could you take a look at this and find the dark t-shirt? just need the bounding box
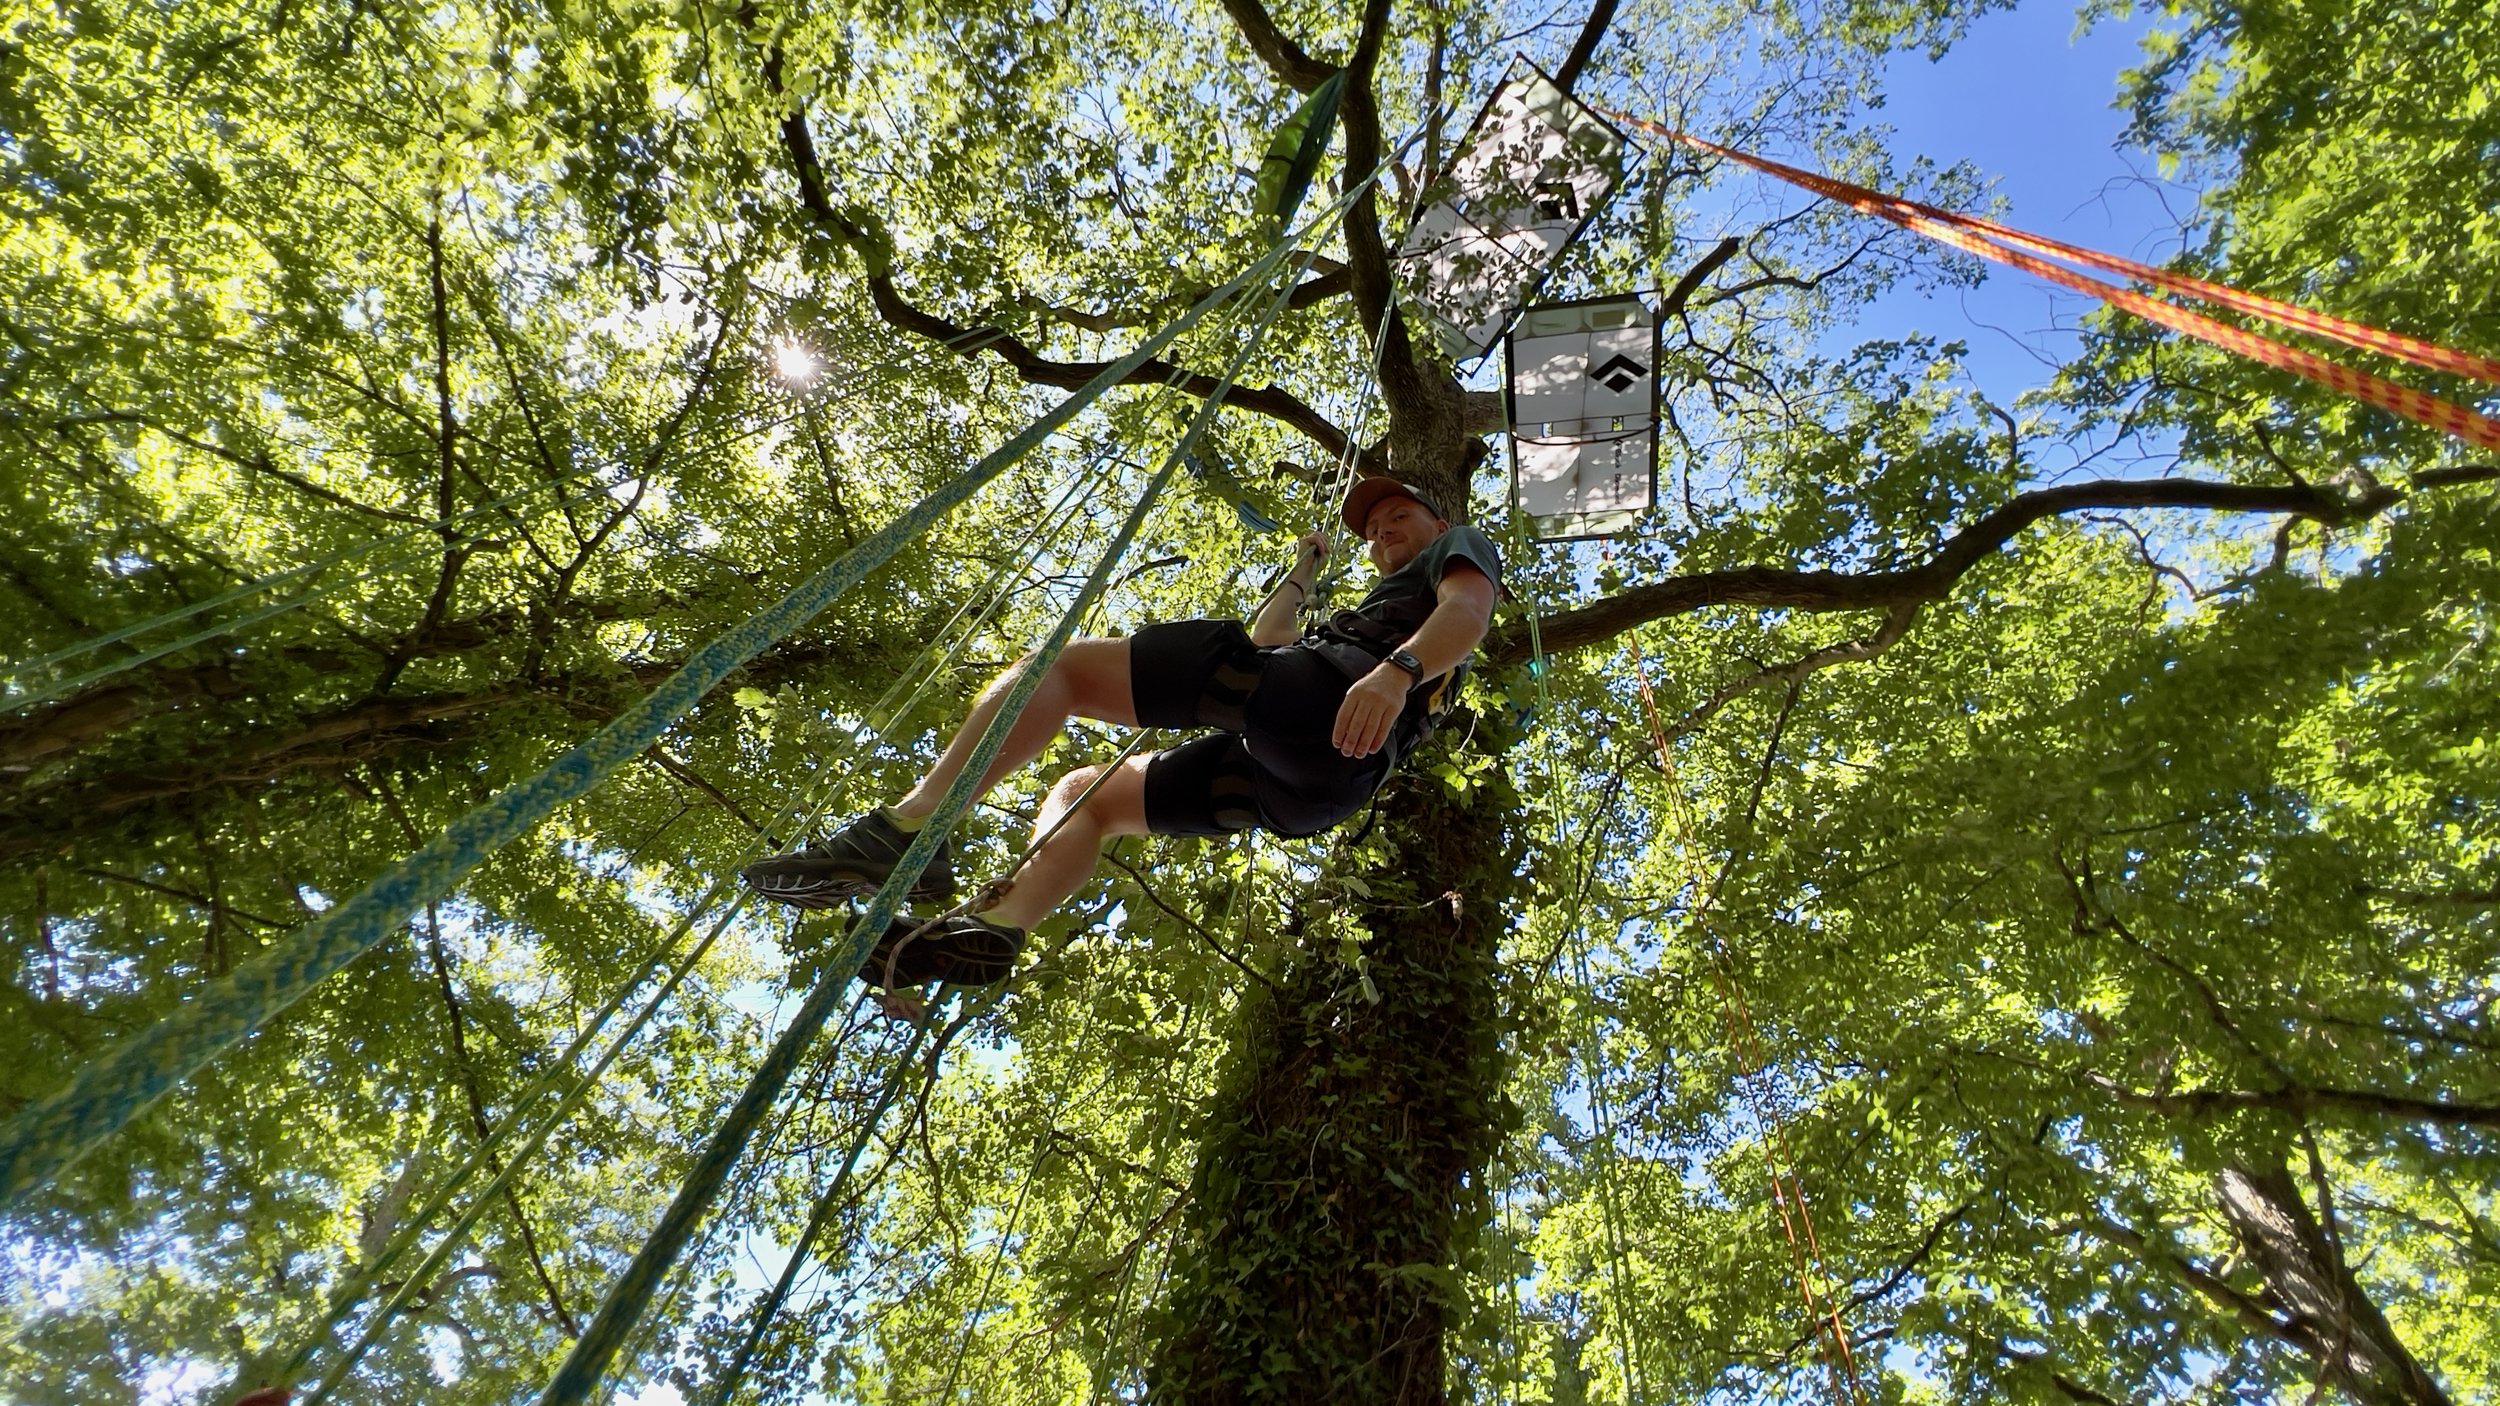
[1279,522,1502,765]
[1320,522,1504,657]
[1300,520,1510,700]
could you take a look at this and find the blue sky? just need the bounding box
[1854,0,2203,414]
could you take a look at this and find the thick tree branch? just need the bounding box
[2055,847,2279,1073]
[2216,1159,2457,1406]
[2408,463,2500,490]
[2088,1213,2291,1340]
[5,685,532,843]
[462,278,587,548]
[2083,1073,2500,1132]
[76,867,290,930]
[1493,475,2403,665]
[1664,235,1744,317]
[0,623,891,855]
[1009,264,1351,334]
[0,590,706,777]
[767,61,1372,472]
[1785,1198,1972,1359]
[1997,1345,2124,1406]
[1553,0,1621,94]
[1211,0,1335,91]
[2361,884,2500,907]
[1329,0,1431,451]
[1213,0,1441,483]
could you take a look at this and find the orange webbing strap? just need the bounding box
[1673,131,2500,383]
[1624,632,1869,1406]
[1606,113,2500,452]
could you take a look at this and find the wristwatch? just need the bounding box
[1387,648,1426,683]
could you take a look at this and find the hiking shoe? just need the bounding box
[855,913,1026,989]
[740,810,958,910]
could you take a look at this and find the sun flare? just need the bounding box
[772,338,818,386]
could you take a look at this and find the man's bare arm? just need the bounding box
[1250,532,1329,646]
[1330,558,1496,757]
[1397,558,1497,677]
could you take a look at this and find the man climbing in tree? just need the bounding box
[741,472,1504,990]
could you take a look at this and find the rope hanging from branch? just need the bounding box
[1622,632,1871,1404]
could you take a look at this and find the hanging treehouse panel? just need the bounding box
[1507,292,1659,540]
[1393,60,1633,366]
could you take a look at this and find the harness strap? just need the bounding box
[1295,628,1464,769]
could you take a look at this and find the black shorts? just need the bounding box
[1130,619,1391,838]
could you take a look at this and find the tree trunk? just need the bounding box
[1150,737,1525,1403]
[2214,1160,2453,1406]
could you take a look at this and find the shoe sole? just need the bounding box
[740,862,956,909]
[858,925,1020,988]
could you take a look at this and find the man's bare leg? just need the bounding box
[890,638,1138,826]
[983,757,1154,930]
[743,637,1145,934]
[865,757,1148,1020]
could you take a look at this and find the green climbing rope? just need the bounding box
[294,892,751,1405]
[538,436,1193,1405]
[535,211,1332,1402]
[701,433,1229,1405]
[0,229,1295,1214]
[1513,525,1650,1402]
[699,1010,941,1405]
[286,442,1132,1404]
[269,450,1122,1401]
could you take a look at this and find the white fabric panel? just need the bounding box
[1507,294,1657,539]
[1514,437,1583,520]
[1393,66,1627,364]
[1515,431,1654,527]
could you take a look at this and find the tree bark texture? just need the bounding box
[2214,1160,2455,1406]
[1149,739,1525,1403]
[0,621,900,859]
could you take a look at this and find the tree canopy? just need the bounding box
[3,0,2494,1403]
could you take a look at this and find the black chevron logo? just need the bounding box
[1533,181,1580,221]
[1590,353,1648,394]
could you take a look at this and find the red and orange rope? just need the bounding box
[1626,631,1871,1405]
[1605,112,2500,452]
